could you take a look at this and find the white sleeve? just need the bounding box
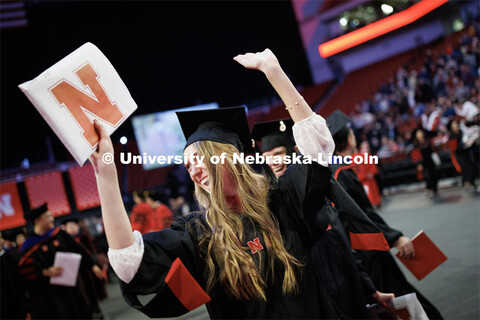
[107,230,144,284]
[293,113,335,167]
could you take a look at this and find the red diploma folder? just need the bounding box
[396,230,447,280]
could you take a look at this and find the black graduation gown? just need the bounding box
[333,165,444,319]
[451,131,477,186]
[1,249,30,319]
[416,142,439,194]
[18,228,95,319]
[120,162,340,319]
[310,202,376,319]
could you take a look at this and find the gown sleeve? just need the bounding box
[269,113,335,247]
[108,230,144,284]
[60,230,95,268]
[293,113,335,167]
[336,170,403,246]
[351,249,377,297]
[275,160,333,248]
[115,215,211,318]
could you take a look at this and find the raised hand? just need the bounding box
[89,120,115,175]
[234,48,314,123]
[233,49,280,73]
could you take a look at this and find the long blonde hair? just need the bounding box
[192,140,302,300]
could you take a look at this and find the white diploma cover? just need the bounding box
[18,42,137,166]
[49,251,82,287]
[392,293,429,320]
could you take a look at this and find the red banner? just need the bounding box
[0,181,26,230]
[68,164,100,211]
[24,171,71,217]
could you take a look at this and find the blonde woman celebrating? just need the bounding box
[90,49,340,318]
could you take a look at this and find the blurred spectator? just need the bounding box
[145,190,174,232]
[18,204,103,318]
[1,233,30,319]
[129,190,154,234]
[63,218,107,319]
[168,195,191,218]
[456,99,479,122]
[1,229,20,256]
[377,137,399,159]
[16,230,27,249]
[421,103,442,135]
[353,141,382,207]
[447,119,478,191]
[413,129,439,197]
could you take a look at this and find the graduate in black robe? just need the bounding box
[326,110,444,319]
[89,49,343,319]
[1,233,30,319]
[18,204,104,319]
[447,119,478,190]
[252,119,395,319]
[413,128,439,197]
[121,160,338,319]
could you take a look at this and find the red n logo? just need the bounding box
[247,237,264,254]
[49,63,125,147]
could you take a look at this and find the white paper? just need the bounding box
[18,42,137,166]
[392,293,429,320]
[50,251,82,287]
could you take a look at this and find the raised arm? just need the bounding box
[234,49,334,161]
[234,49,313,123]
[89,121,134,249]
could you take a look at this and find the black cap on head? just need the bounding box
[326,110,351,137]
[1,229,17,241]
[252,119,295,152]
[61,216,79,225]
[26,203,48,222]
[145,190,161,202]
[176,106,254,153]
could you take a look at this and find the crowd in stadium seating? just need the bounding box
[348,28,479,161]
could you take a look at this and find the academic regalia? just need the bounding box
[449,131,477,187]
[310,203,374,319]
[18,227,95,319]
[350,152,382,206]
[251,119,295,153]
[63,216,108,316]
[412,140,439,194]
[121,161,339,319]
[120,107,339,319]
[1,249,30,319]
[327,111,443,319]
[331,164,444,319]
[253,118,389,319]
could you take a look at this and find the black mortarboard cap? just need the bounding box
[326,110,351,137]
[1,229,17,241]
[26,203,48,221]
[61,216,79,225]
[251,119,295,152]
[176,106,254,153]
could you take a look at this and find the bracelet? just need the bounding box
[285,96,304,110]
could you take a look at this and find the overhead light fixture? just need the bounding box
[340,17,348,26]
[318,0,449,58]
[381,4,394,15]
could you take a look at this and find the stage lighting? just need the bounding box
[381,4,394,15]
